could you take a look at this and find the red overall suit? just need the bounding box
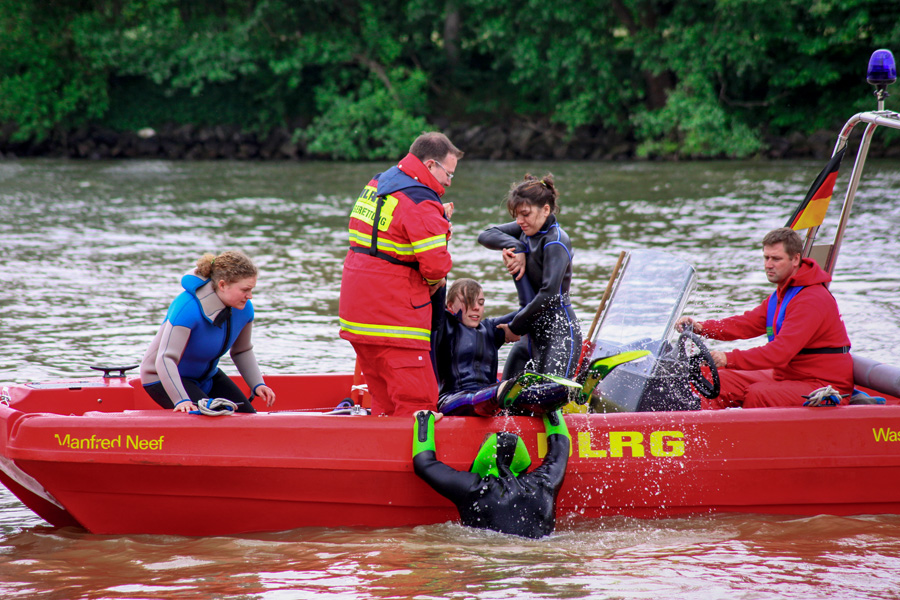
[338,153,452,416]
[699,258,853,409]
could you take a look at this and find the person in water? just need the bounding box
[140,250,276,413]
[412,409,570,539]
[339,131,462,417]
[477,174,581,379]
[433,277,578,416]
[676,227,853,408]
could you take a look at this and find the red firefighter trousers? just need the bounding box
[351,342,439,417]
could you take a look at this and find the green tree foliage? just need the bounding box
[0,0,898,158]
[0,1,109,141]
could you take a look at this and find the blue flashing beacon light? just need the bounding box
[867,49,896,109]
[867,49,897,86]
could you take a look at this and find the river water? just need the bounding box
[1,157,900,598]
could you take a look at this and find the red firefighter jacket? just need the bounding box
[339,153,452,349]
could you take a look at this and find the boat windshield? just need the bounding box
[587,250,697,412]
[590,249,696,356]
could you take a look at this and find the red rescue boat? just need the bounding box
[1,369,900,536]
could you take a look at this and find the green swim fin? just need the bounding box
[499,371,584,409]
[579,350,651,404]
[537,373,583,390]
[498,372,539,408]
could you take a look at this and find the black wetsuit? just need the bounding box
[412,411,570,539]
[432,302,517,415]
[478,214,581,378]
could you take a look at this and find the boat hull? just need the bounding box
[2,373,900,535]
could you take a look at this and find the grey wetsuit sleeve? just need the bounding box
[155,322,193,403]
[230,322,265,391]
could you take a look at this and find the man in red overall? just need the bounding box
[676,227,853,409]
[339,132,463,416]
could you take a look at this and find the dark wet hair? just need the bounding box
[195,250,257,285]
[409,132,464,162]
[762,227,803,257]
[447,278,483,310]
[505,173,559,219]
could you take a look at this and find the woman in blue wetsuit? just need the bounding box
[477,173,581,379]
[140,250,276,413]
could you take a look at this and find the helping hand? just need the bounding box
[429,278,447,296]
[710,350,727,369]
[497,323,520,343]
[413,410,443,421]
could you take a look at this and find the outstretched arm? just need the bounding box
[532,410,571,489]
[412,412,480,505]
[508,240,570,335]
[154,322,196,412]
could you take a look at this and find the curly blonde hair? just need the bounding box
[195,250,257,284]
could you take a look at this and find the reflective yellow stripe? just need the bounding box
[349,228,416,256]
[411,234,447,254]
[340,318,431,342]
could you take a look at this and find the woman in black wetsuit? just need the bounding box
[477,173,581,379]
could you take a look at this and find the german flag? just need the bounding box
[785,148,845,230]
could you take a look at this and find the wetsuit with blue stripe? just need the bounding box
[478,214,581,379]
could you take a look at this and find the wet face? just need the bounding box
[426,153,457,188]
[448,290,485,328]
[763,243,800,284]
[217,275,257,309]
[515,202,552,237]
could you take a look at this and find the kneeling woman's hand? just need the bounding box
[174,399,197,413]
[256,385,277,407]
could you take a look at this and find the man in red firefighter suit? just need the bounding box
[339,132,463,417]
[676,227,853,409]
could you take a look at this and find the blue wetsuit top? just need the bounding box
[166,273,254,390]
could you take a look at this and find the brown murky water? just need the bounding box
[2,157,900,599]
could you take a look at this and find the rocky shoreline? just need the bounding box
[0,118,896,161]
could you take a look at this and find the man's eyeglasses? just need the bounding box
[432,159,454,180]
